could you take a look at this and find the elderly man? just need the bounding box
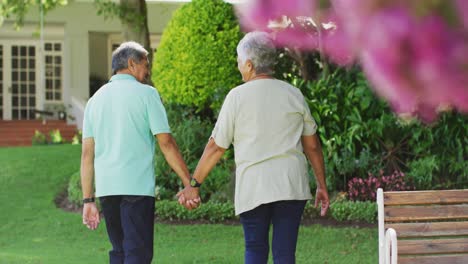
[178,32,330,264]
[80,41,199,264]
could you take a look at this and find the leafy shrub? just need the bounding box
[407,156,439,190]
[329,200,377,223]
[155,104,234,201]
[49,129,64,144]
[348,171,414,202]
[153,0,242,114]
[67,171,82,206]
[72,130,82,145]
[32,130,47,145]
[155,200,236,222]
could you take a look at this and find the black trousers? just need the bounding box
[99,195,155,264]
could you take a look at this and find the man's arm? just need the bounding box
[80,138,100,230]
[156,133,192,187]
[302,134,330,216]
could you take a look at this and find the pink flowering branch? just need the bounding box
[235,0,468,122]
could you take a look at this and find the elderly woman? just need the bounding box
[178,31,329,264]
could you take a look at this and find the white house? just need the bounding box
[0,0,186,129]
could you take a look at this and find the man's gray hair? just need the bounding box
[237,31,276,75]
[111,41,149,74]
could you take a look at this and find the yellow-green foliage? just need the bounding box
[153,0,242,112]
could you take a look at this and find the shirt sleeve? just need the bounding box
[302,98,317,136]
[211,91,236,149]
[82,99,94,139]
[147,89,171,135]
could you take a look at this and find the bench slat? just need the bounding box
[385,205,468,222]
[399,254,468,264]
[386,222,468,237]
[384,190,468,206]
[398,238,468,254]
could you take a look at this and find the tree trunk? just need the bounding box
[120,0,153,85]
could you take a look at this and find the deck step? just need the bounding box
[0,120,79,147]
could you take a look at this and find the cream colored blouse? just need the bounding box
[211,79,317,215]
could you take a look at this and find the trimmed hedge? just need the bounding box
[67,172,376,224]
[153,0,243,113]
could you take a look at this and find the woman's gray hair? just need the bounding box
[237,31,276,75]
[111,41,149,74]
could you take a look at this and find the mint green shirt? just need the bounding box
[82,74,170,197]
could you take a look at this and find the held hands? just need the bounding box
[315,187,330,217]
[177,186,201,210]
[82,203,100,230]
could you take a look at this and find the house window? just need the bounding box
[44,42,63,102]
[0,45,3,119]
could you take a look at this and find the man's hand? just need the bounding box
[177,186,201,210]
[82,203,100,230]
[315,187,330,217]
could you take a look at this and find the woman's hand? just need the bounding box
[177,186,201,210]
[315,187,330,216]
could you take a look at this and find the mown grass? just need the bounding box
[0,145,377,263]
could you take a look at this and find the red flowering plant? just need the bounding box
[347,170,414,202]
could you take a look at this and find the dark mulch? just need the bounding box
[55,189,376,228]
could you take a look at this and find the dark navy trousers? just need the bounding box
[99,195,155,264]
[240,200,307,264]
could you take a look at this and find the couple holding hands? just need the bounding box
[81,32,329,264]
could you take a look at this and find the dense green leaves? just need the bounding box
[0,0,67,28]
[153,0,243,114]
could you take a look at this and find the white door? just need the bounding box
[0,44,4,119]
[1,42,40,120]
[10,44,38,120]
[0,40,63,120]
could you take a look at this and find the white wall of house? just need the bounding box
[0,1,181,123]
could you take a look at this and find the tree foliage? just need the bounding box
[153,0,242,114]
[0,0,67,28]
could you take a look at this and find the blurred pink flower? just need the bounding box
[235,0,468,122]
[455,0,468,29]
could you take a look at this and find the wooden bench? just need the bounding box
[377,188,468,264]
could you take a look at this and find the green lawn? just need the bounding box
[0,145,378,263]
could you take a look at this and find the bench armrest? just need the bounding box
[385,228,398,264]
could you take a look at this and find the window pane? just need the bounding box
[46,92,53,100]
[12,46,18,56]
[21,84,27,93]
[29,47,35,56]
[55,93,61,100]
[21,97,27,106]
[45,43,52,51]
[54,43,61,51]
[12,96,18,106]
[55,56,61,64]
[12,59,18,68]
[55,66,61,77]
[29,97,35,106]
[55,79,61,88]
[20,46,26,56]
[29,72,35,81]
[29,59,35,69]
[20,72,27,81]
[29,84,35,93]
[12,71,18,81]
[20,59,26,68]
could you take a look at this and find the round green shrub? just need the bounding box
[67,171,82,206]
[153,0,243,113]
